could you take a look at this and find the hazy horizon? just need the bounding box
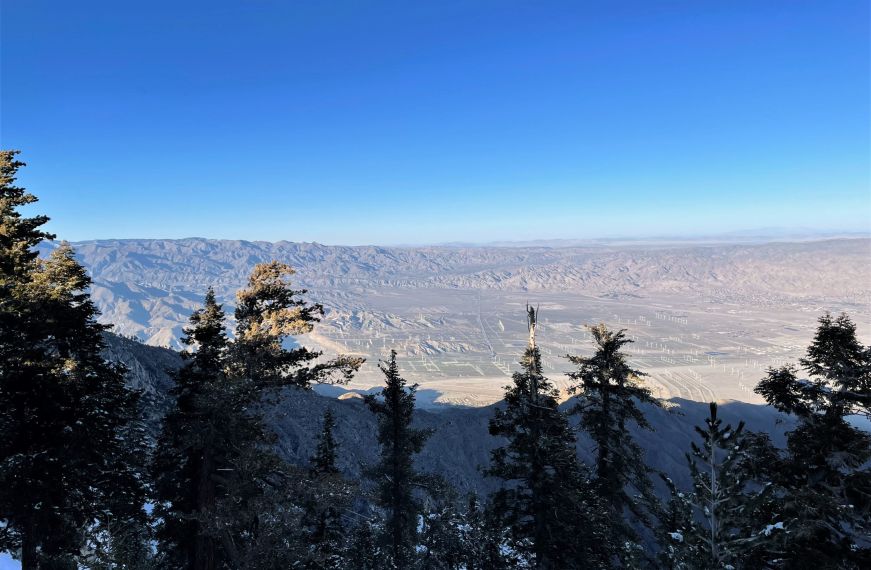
[39,227,871,250]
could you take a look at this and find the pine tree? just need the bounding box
[0,154,147,570]
[0,150,59,566]
[155,263,365,569]
[153,287,286,569]
[0,151,52,292]
[565,323,661,558]
[681,402,773,568]
[462,495,517,570]
[306,502,347,570]
[304,409,355,570]
[418,495,466,570]
[232,261,363,388]
[688,402,744,566]
[152,288,233,570]
[487,307,610,569]
[345,520,380,570]
[38,244,150,569]
[656,475,700,570]
[227,262,363,566]
[311,409,340,475]
[755,313,871,567]
[364,350,432,568]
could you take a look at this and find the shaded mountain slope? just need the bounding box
[110,333,791,496]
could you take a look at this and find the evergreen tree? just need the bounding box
[682,402,772,568]
[364,350,432,568]
[312,408,340,475]
[232,261,362,388]
[153,287,285,569]
[154,290,283,569]
[227,262,363,566]
[418,496,466,570]
[152,288,235,570]
[229,460,355,570]
[0,151,52,292]
[306,501,347,570]
[461,495,517,570]
[487,307,610,569]
[416,491,519,570]
[38,245,150,569]
[755,313,871,567]
[155,261,365,569]
[0,153,147,570]
[657,475,700,570]
[565,323,661,557]
[345,520,381,570]
[303,409,356,570]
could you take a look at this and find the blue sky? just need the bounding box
[2,0,868,245]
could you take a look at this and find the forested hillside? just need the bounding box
[105,331,792,496]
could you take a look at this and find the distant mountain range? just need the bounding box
[438,228,871,248]
[41,237,871,349]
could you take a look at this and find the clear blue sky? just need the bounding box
[2,0,868,245]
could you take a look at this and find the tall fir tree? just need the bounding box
[345,520,381,570]
[0,151,52,292]
[0,152,147,570]
[364,350,432,568]
[417,494,466,570]
[565,323,662,561]
[461,495,517,570]
[755,313,871,567]
[304,408,354,570]
[311,408,340,475]
[154,288,293,569]
[487,307,611,569]
[656,474,700,570]
[152,288,240,570]
[683,403,772,568]
[0,150,58,566]
[227,262,363,566]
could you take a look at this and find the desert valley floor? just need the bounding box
[49,236,871,408]
[307,287,865,406]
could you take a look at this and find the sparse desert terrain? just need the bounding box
[47,237,871,407]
